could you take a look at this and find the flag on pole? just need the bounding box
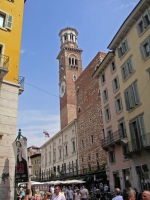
[43,130,50,137]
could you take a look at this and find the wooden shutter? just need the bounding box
[133,82,140,105]
[122,43,126,53]
[139,45,146,60]
[128,86,135,108]
[118,48,122,58]
[142,16,148,28]
[125,39,129,51]
[6,14,13,30]
[137,116,148,147]
[102,91,105,102]
[128,58,134,73]
[136,24,141,36]
[112,79,115,92]
[121,66,126,81]
[116,76,120,89]
[147,9,150,21]
[124,91,130,110]
[148,36,150,47]
[115,100,119,114]
[129,123,136,151]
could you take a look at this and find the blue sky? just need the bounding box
[18,0,139,147]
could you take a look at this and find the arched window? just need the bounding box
[78,106,81,113]
[69,58,71,65]
[64,34,67,41]
[75,59,78,65]
[72,58,74,65]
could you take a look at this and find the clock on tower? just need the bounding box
[57,27,83,129]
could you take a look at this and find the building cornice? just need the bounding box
[57,47,83,59]
[108,0,150,50]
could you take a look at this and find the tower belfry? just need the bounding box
[57,27,83,129]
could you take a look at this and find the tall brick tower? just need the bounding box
[57,27,83,129]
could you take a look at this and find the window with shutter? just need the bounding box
[121,57,134,81]
[139,36,150,60]
[0,12,13,30]
[124,82,140,111]
[115,97,123,114]
[137,9,150,35]
[105,107,111,122]
[112,76,119,92]
[110,61,116,73]
[118,38,129,58]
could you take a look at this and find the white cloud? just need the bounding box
[17,110,60,147]
[114,2,137,11]
[20,49,25,54]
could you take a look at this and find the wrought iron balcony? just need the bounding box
[18,76,25,95]
[0,54,9,79]
[102,129,127,151]
[124,132,150,158]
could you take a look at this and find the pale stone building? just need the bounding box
[94,0,150,191]
[0,0,26,199]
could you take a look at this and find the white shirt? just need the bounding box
[52,193,66,200]
[51,187,55,194]
[112,195,123,200]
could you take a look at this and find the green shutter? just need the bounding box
[136,24,141,36]
[105,109,107,122]
[128,58,134,73]
[124,91,130,110]
[142,16,148,28]
[138,116,148,147]
[6,14,13,30]
[124,63,129,78]
[115,100,118,114]
[112,80,115,92]
[147,9,150,21]
[122,43,126,53]
[121,66,126,80]
[128,87,135,108]
[139,45,146,60]
[148,36,150,48]
[129,123,136,151]
[133,82,140,105]
[125,39,129,50]
[118,48,122,58]
[108,107,111,120]
[102,91,105,102]
[117,76,120,89]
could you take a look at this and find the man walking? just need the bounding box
[112,188,123,200]
[80,186,89,200]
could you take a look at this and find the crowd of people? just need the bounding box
[16,184,150,200]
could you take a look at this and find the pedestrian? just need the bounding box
[24,189,31,200]
[66,186,74,200]
[51,186,66,200]
[80,186,89,200]
[74,189,81,200]
[123,188,136,200]
[142,190,150,200]
[112,188,123,200]
[94,187,101,200]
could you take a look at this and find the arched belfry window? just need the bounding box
[69,56,78,70]
[64,34,67,41]
[75,59,78,65]
[70,34,73,41]
[69,58,71,65]
[72,58,74,65]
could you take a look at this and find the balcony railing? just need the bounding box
[102,129,127,150]
[124,132,150,156]
[0,54,9,79]
[18,76,25,95]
